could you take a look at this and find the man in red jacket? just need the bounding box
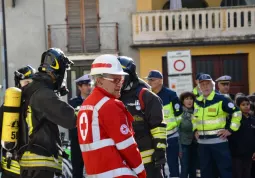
[77,54,146,178]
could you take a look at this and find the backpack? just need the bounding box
[136,86,147,111]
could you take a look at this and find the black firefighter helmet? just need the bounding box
[118,56,138,90]
[14,65,36,88]
[38,48,73,91]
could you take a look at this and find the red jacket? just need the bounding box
[77,87,146,178]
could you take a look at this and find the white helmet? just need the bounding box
[90,54,128,76]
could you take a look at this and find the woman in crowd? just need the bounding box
[179,92,199,178]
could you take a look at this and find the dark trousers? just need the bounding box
[166,136,180,177]
[2,171,19,178]
[20,170,55,178]
[145,162,164,178]
[180,142,199,178]
[232,156,252,178]
[198,142,232,178]
[70,128,84,178]
[251,161,255,178]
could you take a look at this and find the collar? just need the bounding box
[197,90,215,101]
[94,87,117,99]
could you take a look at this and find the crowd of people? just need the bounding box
[0,49,254,178]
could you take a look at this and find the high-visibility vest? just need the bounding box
[192,91,242,136]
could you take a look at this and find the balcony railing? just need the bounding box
[132,6,255,45]
[48,22,119,54]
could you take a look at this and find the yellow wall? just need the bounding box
[139,44,255,94]
[137,0,152,11]
[206,0,222,7]
[137,0,167,11]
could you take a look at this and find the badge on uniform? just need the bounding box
[208,108,216,112]
[174,104,180,111]
[135,100,141,110]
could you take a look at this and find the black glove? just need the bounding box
[152,149,166,168]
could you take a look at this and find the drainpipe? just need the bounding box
[2,0,8,88]
[43,0,47,49]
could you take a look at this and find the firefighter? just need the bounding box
[192,74,242,178]
[0,65,36,178]
[69,74,91,178]
[77,54,146,178]
[145,70,183,178]
[118,57,167,178]
[18,48,76,178]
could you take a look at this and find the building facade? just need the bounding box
[133,0,255,95]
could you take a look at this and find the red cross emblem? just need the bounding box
[79,112,88,141]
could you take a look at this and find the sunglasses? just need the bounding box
[103,77,124,84]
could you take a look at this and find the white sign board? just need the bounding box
[168,75,194,97]
[167,50,192,75]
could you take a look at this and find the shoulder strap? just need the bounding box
[137,87,147,111]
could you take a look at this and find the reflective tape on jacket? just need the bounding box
[140,149,154,164]
[20,152,62,171]
[80,137,136,152]
[197,129,224,136]
[1,158,20,175]
[86,167,137,178]
[150,127,167,139]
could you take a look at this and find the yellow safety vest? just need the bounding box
[164,103,182,135]
[192,91,241,136]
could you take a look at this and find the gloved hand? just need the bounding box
[152,149,166,168]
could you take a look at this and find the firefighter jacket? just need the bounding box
[157,86,183,136]
[69,95,84,115]
[19,73,76,174]
[120,80,166,165]
[192,90,242,139]
[0,98,28,176]
[77,87,146,178]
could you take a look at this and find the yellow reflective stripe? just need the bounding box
[231,111,242,131]
[150,127,166,139]
[140,149,154,158]
[142,156,152,164]
[156,143,167,149]
[19,160,62,170]
[20,152,62,170]
[1,160,20,175]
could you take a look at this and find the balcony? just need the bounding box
[48,22,119,55]
[132,6,255,46]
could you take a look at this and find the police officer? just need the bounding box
[118,57,167,178]
[193,74,242,178]
[69,74,91,178]
[0,65,36,178]
[215,75,235,101]
[146,70,183,178]
[19,48,76,178]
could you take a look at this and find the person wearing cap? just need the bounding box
[192,74,242,178]
[77,54,146,178]
[68,74,91,178]
[215,75,235,101]
[145,70,182,178]
[193,73,204,97]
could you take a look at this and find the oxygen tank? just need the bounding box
[1,87,22,151]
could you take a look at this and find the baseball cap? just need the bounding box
[145,70,163,79]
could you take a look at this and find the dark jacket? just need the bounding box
[179,107,194,145]
[20,73,76,173]
[229,114,255,158]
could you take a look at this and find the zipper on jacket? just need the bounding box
[202,99,206,139]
